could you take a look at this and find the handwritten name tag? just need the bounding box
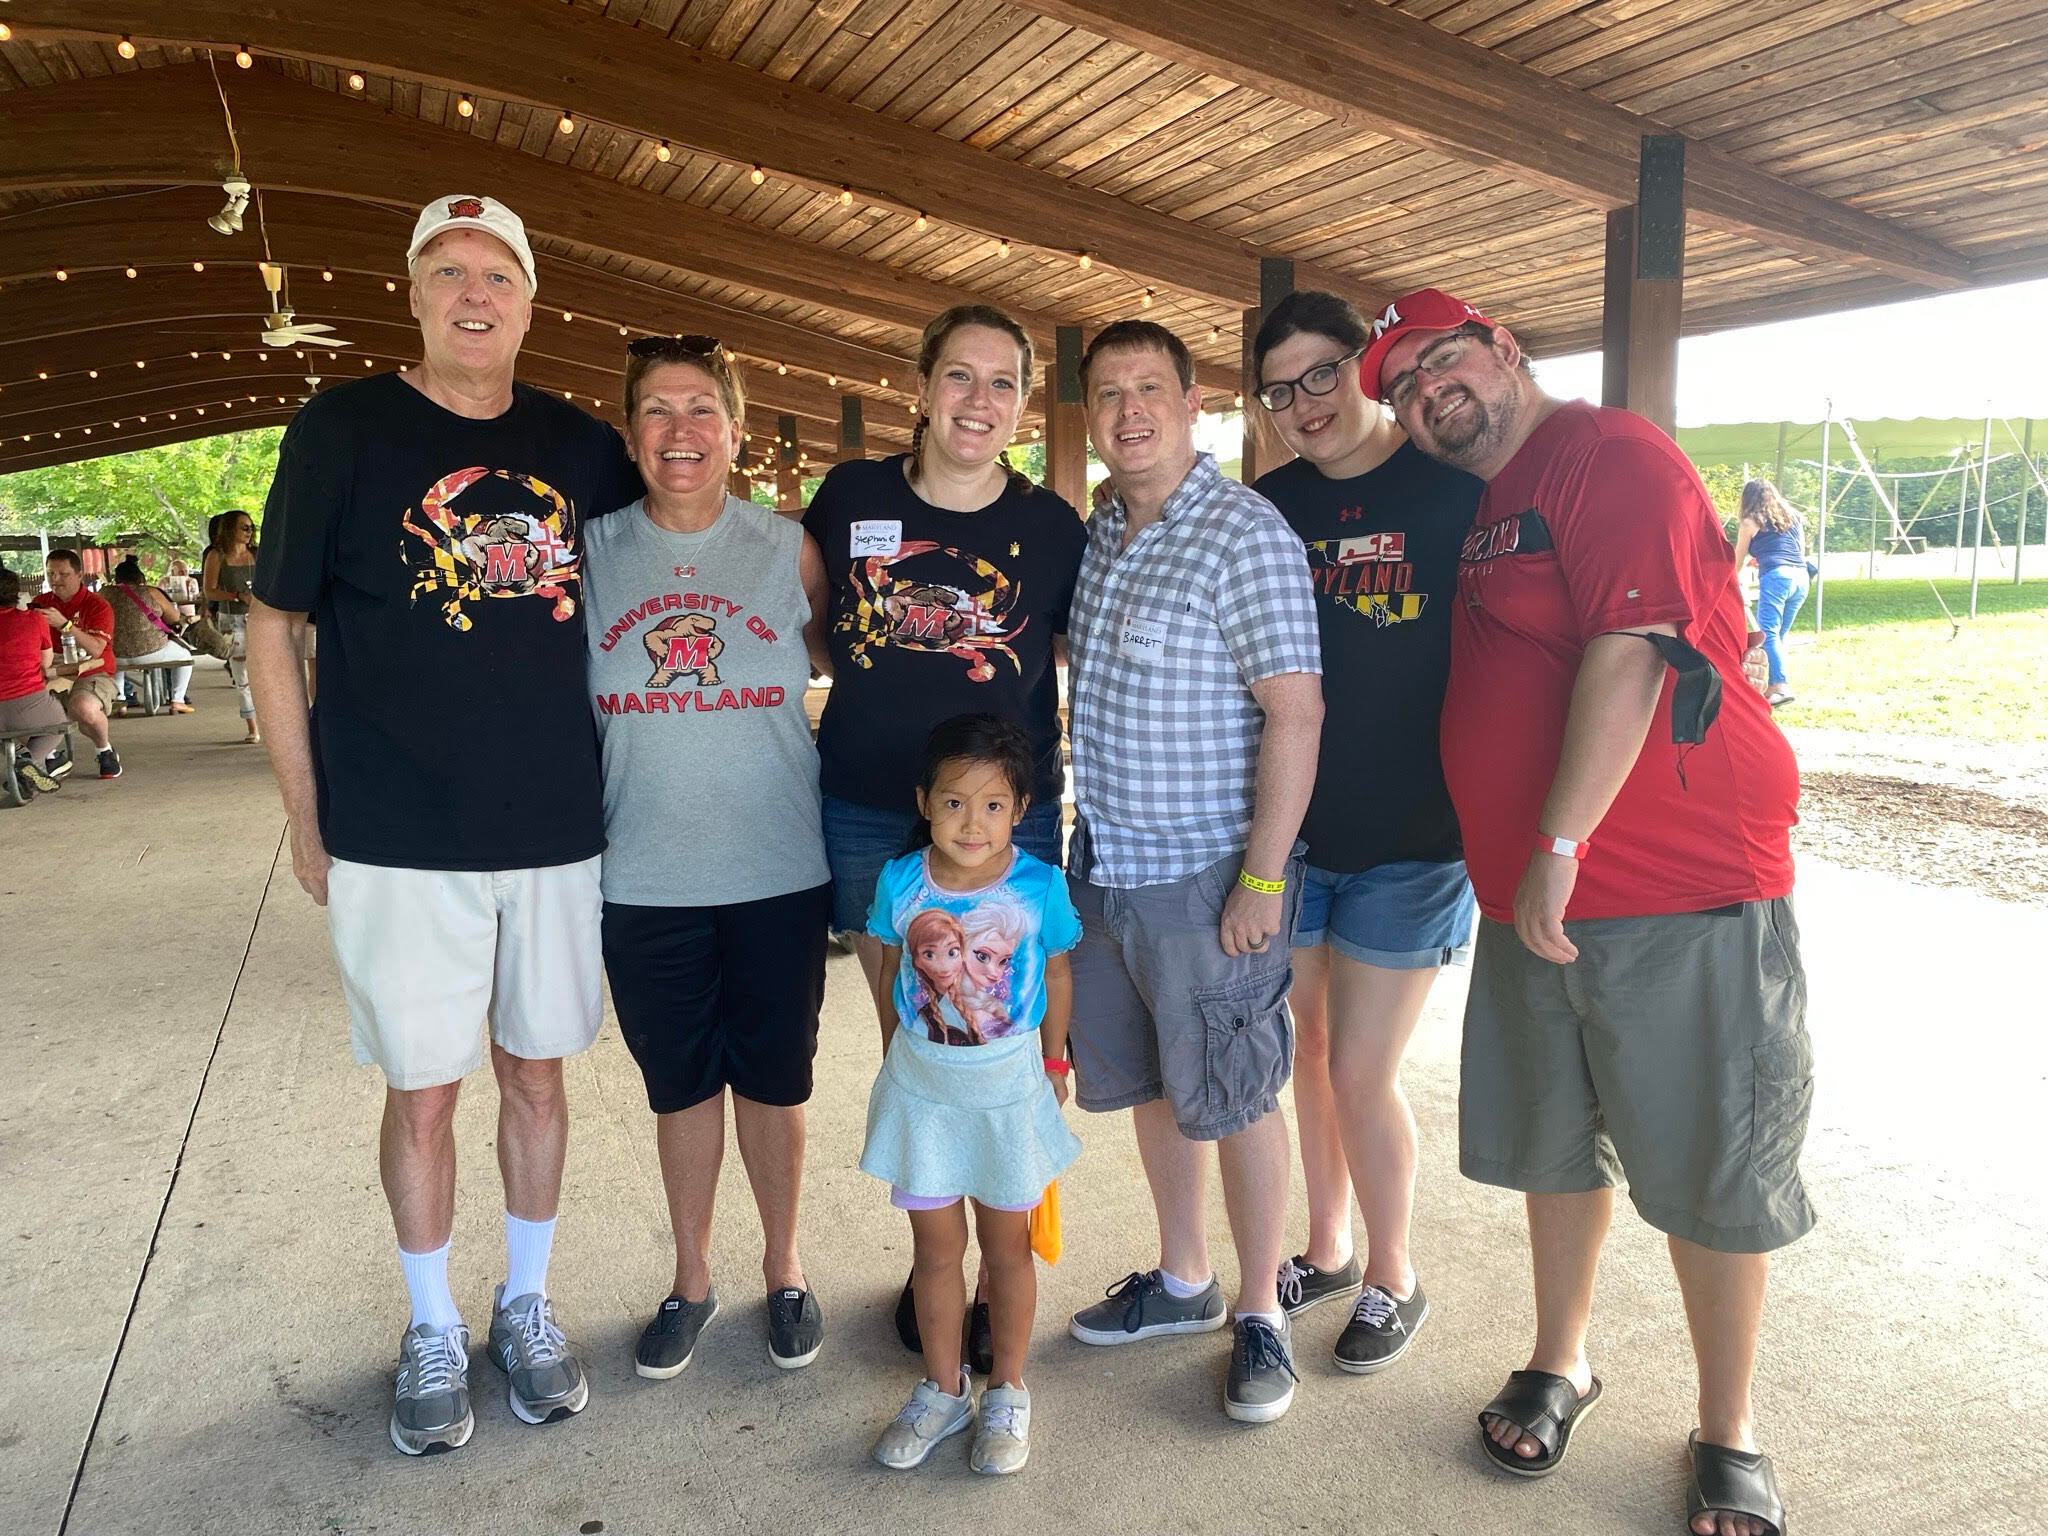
[850,519,902,559]
[1119,617,1167,662]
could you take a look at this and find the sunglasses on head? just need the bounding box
[626,334,726,364]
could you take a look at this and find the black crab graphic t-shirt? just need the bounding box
[803,455,1086,815]
[254,373,641,870]
[1255,444,1483,873]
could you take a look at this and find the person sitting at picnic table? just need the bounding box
[0,565,69,797]
[108,556,196,715]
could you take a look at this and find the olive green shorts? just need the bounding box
[1459,898,1816,1254]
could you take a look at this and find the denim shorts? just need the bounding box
[1291,858,1476,969]
[823,794,1064,934]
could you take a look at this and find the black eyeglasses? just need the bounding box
[1254,346,1365,413]
[627,333,726,366]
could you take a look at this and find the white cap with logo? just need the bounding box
[406,195,538,295]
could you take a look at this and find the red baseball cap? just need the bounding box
[1358,288,1497,402]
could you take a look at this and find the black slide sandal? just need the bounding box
[1477,1369,1603,1478]
[1686,1430,1787,1535]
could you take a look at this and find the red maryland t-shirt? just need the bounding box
[29,588,117,678]
[0,607,53,701]
[1440,402,1798,922]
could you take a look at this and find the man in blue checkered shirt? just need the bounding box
[1062,320,1324,1424]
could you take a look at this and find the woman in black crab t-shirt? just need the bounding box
[802,304,1085,1365]
[1246,291,1484,1373]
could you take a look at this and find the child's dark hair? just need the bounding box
[908,713,1036,850]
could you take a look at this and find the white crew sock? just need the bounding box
[1159,1266,1214,1299]
[399,1241,461,1330]
[503,1212,557,1301]
[1236,1308,1289,1330]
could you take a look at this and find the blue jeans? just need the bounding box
[1755,565,1809,687]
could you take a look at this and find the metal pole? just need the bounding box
[1955,446,1970,571]
[1773,420,1787,485]
[2019,420,2034,585]
[1970,411,1992,617]
[1814,433,1828,632]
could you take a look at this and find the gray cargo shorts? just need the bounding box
[1460,898,1816,1254]
[1066,833,1305,1142]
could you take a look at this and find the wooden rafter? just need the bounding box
[1002,0,1973,290]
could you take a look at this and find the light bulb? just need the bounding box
[839,187,852,206]
[750,166,765,185]
[1141,288,1154,308]
[54,269,67,282]
[347,72,365,91]
[563,311,574,322]
[385,280,396,292]
[193,261,205,272]
[1234,392,1245,408]
[136,360,146,369]
[1078,252,1092,269]
[457,95,474,118]
[118,37,138,60]
[558,111,575,134]
[777,363,788,375]
[997,239,1010,257]
[321,269,333,282]
[88,369,98,378]
[655,140,672,162]
[914,213,928,232]
[235,47,253,68]
[37,371,49,380]
[125,267,138,278]
[827,375,837,387]
[223,351,232,360]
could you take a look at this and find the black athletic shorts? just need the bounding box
[601,882,831,1113]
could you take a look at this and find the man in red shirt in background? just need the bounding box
[29,549,121,780]
[1365,290,1807,1536]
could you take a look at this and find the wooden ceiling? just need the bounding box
[3,0,2045,475]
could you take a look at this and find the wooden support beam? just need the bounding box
[1600,208,1635,413]
[1046,327,1088,513]
[775,415,802,515]
[1626,136,1686,440]
[840,396,865,464]
[1000,0,1970,290]
[15,3,1394,310]
[1240,258,1296,484]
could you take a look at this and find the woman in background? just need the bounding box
[1732,478,1811,708]
[203,510,261,740]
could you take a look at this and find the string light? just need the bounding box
[996,239,1010,257]
[1234,392,1245,408]
[914,213,928,232]
[827,375,837,387]
[750,166,766,185]
[223,351,233,360]
[193,261,205,272]
[655,140,672,162]
[234,47,253,69]
[839,186,853,206]
[457,94,475,118]
[1141,288,1154,308]
[321,269,333,282]
[190,351,199,359]
[385,280,397,292]
[879,376,889,388]
[37,371,48,380]
[136,360,145,369]
[558,110,575,134]
[562,311,574,322]
[777,363,788,376]
[0,25,13,42]
[117,36,137,60]
[347,72,366,91]
[618,325,629,336]
[54,269,68,282]
[1209,325,1221,342]
[363,358,373,368]
[258,352,268,361]
[88,369,99,379]
[125,267,138,279]
[1078,252,1093,270]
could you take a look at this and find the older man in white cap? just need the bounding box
[247,196,640,1455]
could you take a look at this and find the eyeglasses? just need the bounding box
[1254,346,1364,413]
[626,333,726,368]
[1384,332,1479,412]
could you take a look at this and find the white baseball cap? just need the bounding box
[406,194,538,294]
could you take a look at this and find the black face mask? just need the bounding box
[1631,631,1722,746]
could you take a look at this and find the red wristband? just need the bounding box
[1042,1055,1071,1076]
[1535,833,1591,861]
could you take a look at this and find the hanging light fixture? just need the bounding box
[208,176,252,236]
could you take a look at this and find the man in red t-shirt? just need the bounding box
[29,549,121,779]
[1362,290,1807,1536]
[0,564,70,795]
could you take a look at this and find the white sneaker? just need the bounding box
[872,1371,974,1469]
[970,1384,1031,1475]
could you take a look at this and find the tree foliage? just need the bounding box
[0,427,285,557]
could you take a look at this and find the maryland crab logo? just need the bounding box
[400,467,579,631]
[837,538,1025,683]
[643,612,723,687]
[447,196,486,219]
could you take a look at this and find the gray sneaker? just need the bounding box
[969,1384,1031,1475]
[486,1286,589,1425]
[1069,1269,1227,1346]
[1277,1252,1363,1317]
[1224,1316,1299,1424]
[873,1372,975,1469]
[1333,1280,1430,1374]
[635,1286,719,1380]
[390,1322,474,1456]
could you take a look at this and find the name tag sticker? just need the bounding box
[1120,617,1167,662]
[850,520,903,559]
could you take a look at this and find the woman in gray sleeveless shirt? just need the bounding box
[583,337,833,1378]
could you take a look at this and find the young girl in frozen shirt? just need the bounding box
[860,713,1081,1475]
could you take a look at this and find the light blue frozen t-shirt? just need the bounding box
[866,847,1081,1047]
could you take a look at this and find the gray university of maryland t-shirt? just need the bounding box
[583,496,828,907]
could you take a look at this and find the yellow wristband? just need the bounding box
[1236,868,1285,895]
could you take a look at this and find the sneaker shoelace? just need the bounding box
[513,1297,568,1365]
[982,1401,1023,1437]
[1277,1259,1307,1309]
[894,1383,958,1434]
[1350,1285,1401,1332]
[1103,1270,1165,1331]
[1237,1319,1299,1382]
[407,1329,469,1395]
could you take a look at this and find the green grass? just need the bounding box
[1777,577,2048,743]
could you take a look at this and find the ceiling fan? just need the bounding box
[258,261,354,348]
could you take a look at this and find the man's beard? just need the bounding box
[1423,385,1501,469]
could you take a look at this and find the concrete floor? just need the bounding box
[4,665,2045,1536]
